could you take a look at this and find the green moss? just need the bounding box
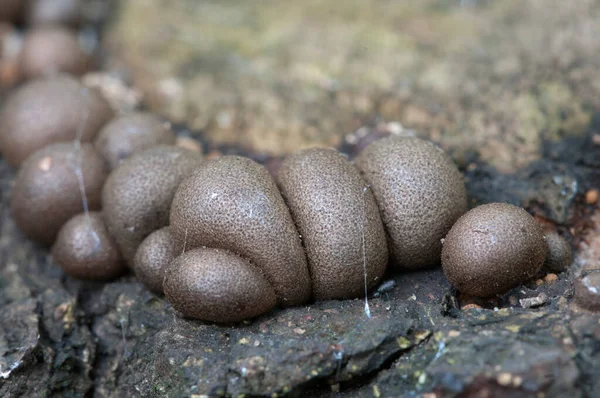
[110,0,600,170]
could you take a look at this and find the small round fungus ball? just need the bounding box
[20,26,88,79]
[355,136,467,269]
[574,272,600,312]
[102,146,202,265]
[0,76,113,167]
[164,248,277,323]
[26,0,81,26]
[11,142,108,246]
[542,232,572,272]
[94,112,176,169]
[277,148,388,300]
[441,203,547,297]
[170,156,311,307]
[52,212,125,280]
[133,227,177,294]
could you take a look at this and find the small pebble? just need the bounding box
[175,136,202,153]
[497,373,513,387]
[519,293,548,309]
[544,273,558,283]
[205,150,222,160]
[82,72,142,112]
[586,189,598,205]
[574,272,600,312]
[374,279,397,296]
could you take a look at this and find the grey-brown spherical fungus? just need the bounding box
[102,146,202,265]
[543,232,572,272]
[164,248,277,323]
[574,272,600,312]
[355,136,467,269]
[0,76,113,167]
[52,212,125,280]
[170,156,311,306]
[441,203,547,297]
[20,26,89,79]
[277,148,388,300]
[26,0,82,26]
[94,112,176,169]
[11,142,108,245]
[133,227,177,294]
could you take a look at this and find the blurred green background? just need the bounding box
[109,0,600,172]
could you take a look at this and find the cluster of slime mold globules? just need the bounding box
[0,0,574,323]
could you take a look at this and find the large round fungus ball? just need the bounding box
[134,227,177,294]
[543,231,572,272]
[20,26,88,79]
[277,148,388,299]
[102,146,202,265]
[52,212,125,280]
[170,156,311,306]
[94,112,176,169]
[441,203,547,297]
[164,248,277,323]
[26,0,82,26]
[0,76,113,167]
[11,142,108,245]
[355,136,467,269]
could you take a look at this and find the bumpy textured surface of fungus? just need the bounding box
[543,231,572,272]
[94,112,176,169]
[0,76,113,167]
[52,212,125,280]
[102,146,202,265]
[26,0,81,26]
[133,227,177,294]
[277,148,388,299]
[574,272,600,312]
[164,248,277,323]
[170,155,311,307]
[441,202,547,297]
[355,136,468,269]
[11,142,108,246]
[20,26,89,79]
